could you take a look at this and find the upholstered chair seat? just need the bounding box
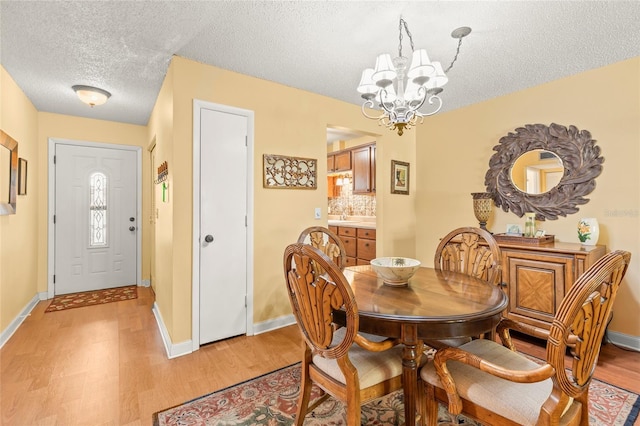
[420,338,557,425]
[312,328,407,389]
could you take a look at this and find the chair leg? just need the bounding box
[417,378,426,426]
[345,394,361,426]
[577,391,590,426]
[295,349,313,426]
[423,383,438,426]
[295,370,312,425]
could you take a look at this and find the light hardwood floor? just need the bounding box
[1,286,638,425]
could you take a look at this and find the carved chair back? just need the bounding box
[297,226,346,272]
[434,227,502,285]
[284,242,357,359]
[545,249,631,401]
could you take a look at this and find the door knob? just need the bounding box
[129,226,136,231]
[204,235,214,243]
[129,217,135,222]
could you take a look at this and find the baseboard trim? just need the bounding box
[606,330,640,352]
[0,294,41,349]
[151,302,193,359]
[252,314,296,335]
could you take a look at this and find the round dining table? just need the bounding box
[335,264,508,426]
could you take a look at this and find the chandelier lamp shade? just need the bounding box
[357,18,471,136]
[72,85,111,107]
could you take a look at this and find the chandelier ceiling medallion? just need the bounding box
[357,18,471,136]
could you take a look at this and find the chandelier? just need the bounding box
[357,18,471,136]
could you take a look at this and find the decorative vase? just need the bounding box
[577,218,599,245]
[524,212,536,237]
[471,192,493,231]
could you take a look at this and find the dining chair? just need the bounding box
[434,226,502,286]
[297,226,346,270]
[429,226,503,348]
[418,249,631,426]
[283,242,406,426]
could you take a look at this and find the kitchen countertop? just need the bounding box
[327,216,376,229]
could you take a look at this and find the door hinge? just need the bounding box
[53,155,56,164]
[245,295,247,307]
[245,136,248,147]
[53,214,56,224]
[245,215,247,227]
[53,275,56,284]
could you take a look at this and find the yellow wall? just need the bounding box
[0,66,39,330]
[146,62,176,337]
[415,57,640,336]
[147,56,416,344]
[5,54,637,346]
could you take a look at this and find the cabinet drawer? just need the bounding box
[357,228,376,240]
[357,238,376,261]
[341,236,357,258]
[328,225,338,234]
[356,258,371,266]
[344,257,357,267]
[338,227,357,238]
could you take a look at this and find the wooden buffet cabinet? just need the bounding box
[497,241,606,331]
[328,225,376,267]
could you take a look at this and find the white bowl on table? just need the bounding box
[370,257,421,287]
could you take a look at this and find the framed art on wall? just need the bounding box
[263,154,317,189]
[18,158,27,195]
[391,160,409,195]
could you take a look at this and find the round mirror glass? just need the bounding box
[510,149,564,195]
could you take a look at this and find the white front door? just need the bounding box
[198,107,248,345]
[54,144,138,295]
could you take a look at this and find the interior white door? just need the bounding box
[54,144,137,295]
[199,108,247,344]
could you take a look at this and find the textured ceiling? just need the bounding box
[2,1,639,127]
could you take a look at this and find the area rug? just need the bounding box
[153,362,640,426]
[45,285,137,312]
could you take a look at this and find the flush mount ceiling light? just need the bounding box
[357,18,471,136]
[72,85,111,107]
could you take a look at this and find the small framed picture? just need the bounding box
[535,229,546,237]
[18,157,27,195]
[391,160,409,195]
[506,224,522,235]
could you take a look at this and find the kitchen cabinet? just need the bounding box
[327,176,338,198]
[327,151,351,172]
[352,144,375,194]
[335,225,376,266]
[498,241,606,332]
[356,227,376,265]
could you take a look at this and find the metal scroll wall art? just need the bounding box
[263,154,317,189]
[485,123,604,221]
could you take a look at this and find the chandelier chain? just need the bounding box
[444,37,464,73]
[398,18,415,58]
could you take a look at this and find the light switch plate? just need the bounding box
[314,207,321,219]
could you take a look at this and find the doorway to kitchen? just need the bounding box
[326,127,377,220]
